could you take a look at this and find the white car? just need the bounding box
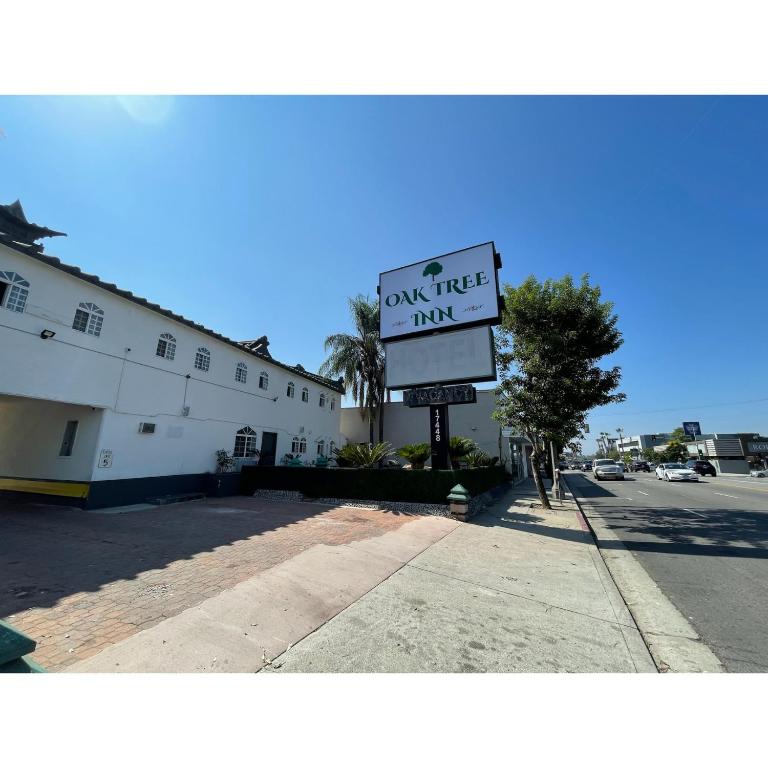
[593,458,624,480]
[749,468,768,478]
[656,462,699,482]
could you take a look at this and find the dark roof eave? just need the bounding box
[0,237,346,394]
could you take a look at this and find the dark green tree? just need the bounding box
[493,275,624,509]
[422,262,443,282]
[320,295,385,445]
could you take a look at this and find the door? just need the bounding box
[260,432,278,466]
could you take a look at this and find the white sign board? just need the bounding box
[98,449,113,468]
[379,242,500,342]
[385,325,496,390]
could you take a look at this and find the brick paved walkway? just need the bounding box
[0,495,417,671]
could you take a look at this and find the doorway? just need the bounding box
[260,432,278,466]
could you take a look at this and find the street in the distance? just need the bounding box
[565,470,768,672]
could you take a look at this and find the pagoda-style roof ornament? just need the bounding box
[240,335,272,358]
[0,200,66,251]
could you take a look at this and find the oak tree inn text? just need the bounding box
[0,201,344,508]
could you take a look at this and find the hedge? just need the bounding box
[240,465,509,504]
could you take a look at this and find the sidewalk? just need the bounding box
[265,480,655,673]
[71,480,655,673]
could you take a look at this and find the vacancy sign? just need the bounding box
[379,242,501,342]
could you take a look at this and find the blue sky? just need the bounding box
[1,96,765,451]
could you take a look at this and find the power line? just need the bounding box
[608,396,768,417]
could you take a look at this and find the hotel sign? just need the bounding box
[404,384,477,408]
[379,242,501,342]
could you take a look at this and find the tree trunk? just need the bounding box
[369,409,374,445]
[527,432,551,510]
[378,388,385,444]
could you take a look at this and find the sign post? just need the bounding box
[430,404,450,470]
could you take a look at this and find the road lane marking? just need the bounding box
[713,492,740,499]
[683,508,707,518]
[637,491,649,496]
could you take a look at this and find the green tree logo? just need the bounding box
[423,261,443,282]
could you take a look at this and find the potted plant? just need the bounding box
[206,449,240,497]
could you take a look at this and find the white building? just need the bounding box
[0,201,344,508]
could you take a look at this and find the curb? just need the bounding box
[560,474,724,673]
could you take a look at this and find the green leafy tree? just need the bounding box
[320,295,385,445]
[422,261,443,282]
[332,442,393,468]
[493,274,624,509]
[448,436,477,469]
[641,447,657,462]
[396,443,431,469]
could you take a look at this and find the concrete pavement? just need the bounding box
[264,481,655,673]
[565,470,768,672]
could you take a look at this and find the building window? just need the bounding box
[291,436,301,453]
[291,436,307,454]
[319,393,326,408]
[194,347,211,372]
[287,381,295,398]
[59,420,78,457]
[156,333,176,360]
[299,437,307,454]
[233,426,258,458]
[317,440,325,457]
[72,302,104,337]
[0,271,30,313]
[259,371,269,390]
[301,387,309,403]
[235,362,247,383]
[329,441,336,457]
[330,398,336,411]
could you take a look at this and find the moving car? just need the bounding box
[593,458,624,480]
[630,460,651,472]
[749,468,768,478]
[685,459,717,477]
[582,461,592,471]
[655,462,699,482]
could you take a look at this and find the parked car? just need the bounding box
[656,462,699,482]
[615,461,626,472]
[649,462,656,469]
[749,468,768,478]
[593,458,624,480]
[582,461,592,471]
[630,460,651,472]
[685,459,717,477]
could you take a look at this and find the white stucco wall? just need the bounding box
[0,395,103,481]
[0,242,343,482]
[340,389,510,466]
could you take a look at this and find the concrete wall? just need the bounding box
[0,242,342,484]
[341,389,510,466]
[0,395,103,481]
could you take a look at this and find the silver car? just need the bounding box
[749,468,768,478]
[593,458,624,480]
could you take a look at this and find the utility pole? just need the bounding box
[616,427,625,463]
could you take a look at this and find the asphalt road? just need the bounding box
[565,470,768,672]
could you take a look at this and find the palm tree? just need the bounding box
[320,295,385,445]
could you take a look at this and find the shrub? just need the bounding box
[448,436,477,469]
[241,465,509,503]
[332,442,394,468]
[396,442,431,469]
[215,449,235,473]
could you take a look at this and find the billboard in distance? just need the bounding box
[384,324,496,390]
[682,421,702,437]
[379,242,500,342]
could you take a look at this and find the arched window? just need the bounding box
[259,371,269,390]
[301,387,309,403]
[299,437,307,454]
[72,302,104,337]
[317,440,325,457]
[329,441,336,457]
[330,398,336,411]
[233,426,258,458]
[235,362,247,383]
[291,436,301,454]
[287,381,295,398]
[194,347,210,372]
[319,393,326,408]
[0,271,30,313]
[156,333,176,360]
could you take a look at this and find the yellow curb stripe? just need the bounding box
[0,477,90,499]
